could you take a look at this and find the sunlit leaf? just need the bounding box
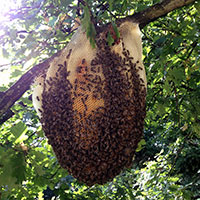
[10,121,28,143]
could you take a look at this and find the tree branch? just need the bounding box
[123,0,196,28]
[0,0,196,123]
[0,50,62,119]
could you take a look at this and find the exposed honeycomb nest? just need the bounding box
[32,22,147,186]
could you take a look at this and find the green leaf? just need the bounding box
[168,184,179,192]
[10,120,28,143]
[183,190,193,200]
[155,36,167,45]
[0,149,18,189]
[35,165,45,176]
[173,37,182,48]
[11,152,26,184]
[20,97,32,105]
[10,69,23,78]
[82,6,90,28]
[136,139,146,152]
[111,22,120,39]
[82,6,96,48]
[109,0,114,11]
[34,176,48,188]
[168,67,185,85]
[156,103,166,116]
[107,31,114,46]
[0,86,8,91]
[192,123,200,137]
[163,80,171,95]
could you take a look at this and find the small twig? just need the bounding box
[0,60,24,69]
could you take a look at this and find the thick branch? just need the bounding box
[0,0,196,122]
[124,0,196,28]
[0,50,62,118]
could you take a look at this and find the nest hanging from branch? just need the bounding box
[32,21,147,186]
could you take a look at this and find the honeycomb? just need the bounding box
[32,21,147,186]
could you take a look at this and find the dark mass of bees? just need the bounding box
[33,22,147,186]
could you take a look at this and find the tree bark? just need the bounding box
[126,0,196,28]
[0,0,196,123]
[0,50,62,118]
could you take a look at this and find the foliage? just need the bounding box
[0,0,200,199]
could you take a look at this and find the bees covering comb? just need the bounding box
[32,21,147,186]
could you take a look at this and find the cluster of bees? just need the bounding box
[33,22,146,186]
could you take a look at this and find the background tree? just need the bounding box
[0,0,199,199]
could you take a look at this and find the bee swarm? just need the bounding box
[32,21,147,186]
